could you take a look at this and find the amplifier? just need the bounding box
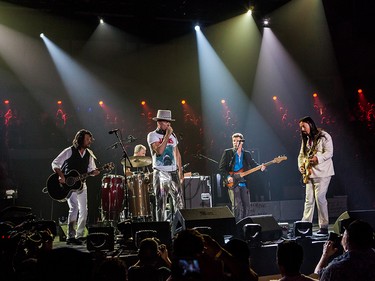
[183,176,212,209]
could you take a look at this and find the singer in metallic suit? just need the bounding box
[147,110,184,222]
[219,133,265,222]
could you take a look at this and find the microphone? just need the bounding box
[108,129,119,134]
[126,135,137,143]
[182,163,190,170]
[239,139,245,142]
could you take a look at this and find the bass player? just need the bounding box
[298,116,335,236]
[51,129,100,245]
[219,133,265,222]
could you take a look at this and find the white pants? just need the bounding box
[302,177,331,229]
[67,185,88,239]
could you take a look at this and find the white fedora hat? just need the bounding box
[152,110,175,121]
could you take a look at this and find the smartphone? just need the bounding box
[173,258,200,278]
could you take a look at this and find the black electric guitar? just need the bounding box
[226,156,287,189]
[46,162,114,202]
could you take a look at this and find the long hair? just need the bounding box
[299,116,321,155]
[72,129,93,149]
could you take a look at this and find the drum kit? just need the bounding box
[100,156,154,223]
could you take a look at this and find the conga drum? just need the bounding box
[101,174,125,221]
[127,173,151,219]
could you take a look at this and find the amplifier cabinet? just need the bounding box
[183,176,212,209]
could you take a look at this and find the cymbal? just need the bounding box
[121,156,152,168]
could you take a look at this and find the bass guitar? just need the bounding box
[46,162,114,202]
[226,156,287,189]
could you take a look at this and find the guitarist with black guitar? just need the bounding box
[51,129,100,245]
[219,133,266,222]
[298,116,334,236]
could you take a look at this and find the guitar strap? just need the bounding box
[86,148,97,161]
[228,149,236,171]
[306,131,321,157]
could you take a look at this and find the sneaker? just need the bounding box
[66,238,83,245]
[316,228,328,236]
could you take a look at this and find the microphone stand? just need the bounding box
[113,130,133,221]
[197,153,218,164]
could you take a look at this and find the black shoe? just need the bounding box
[316,228,328,236]
[66,238,83,245]
[77,237,87,243]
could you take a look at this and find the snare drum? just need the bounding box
[127,173,151,219]
[101,174,125,221]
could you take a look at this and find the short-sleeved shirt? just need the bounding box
[147,130,178,172]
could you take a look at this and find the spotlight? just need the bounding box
[246,9,252,16]
[181,100,186,105]
[273,96,277,101]
[40,33,44,38]
[194,25,200,31]
[293,221,312,238]
[262,18,270,27]
[358,89,363,94]
[141,100,146,106]
[4,100,10,105]
[99,17,104,24]
[221,99,226,104]
[99,101,104,106]
[243,223,262,248]
[313,92,318,98]
[57,100,62,105]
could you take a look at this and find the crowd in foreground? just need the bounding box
[3,219,375,281]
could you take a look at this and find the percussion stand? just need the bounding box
[114,130,133,221]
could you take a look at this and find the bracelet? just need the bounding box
[215,249,223,259]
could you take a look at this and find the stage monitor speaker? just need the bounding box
[0,206,33,225]
[183,176,212,209]
[130,221,172,247]
[237,215,282,242]
[334,210,375,234]
[348,210,375,230]
[87,226,114,252]
[172,206,235,244]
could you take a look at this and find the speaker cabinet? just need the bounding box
[237,215,282,242]
[87,226,114,252]
[334,210,375,234]
[172,206,235,244]
[130,221,172,247]
[183,176,212,209]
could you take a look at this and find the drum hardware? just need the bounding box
[121,156,152,168]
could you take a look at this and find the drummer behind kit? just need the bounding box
[121,156,152,173]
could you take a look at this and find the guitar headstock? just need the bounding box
[103,162,115,172]
[273,155,287,163]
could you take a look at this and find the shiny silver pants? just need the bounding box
[153,169,184,221]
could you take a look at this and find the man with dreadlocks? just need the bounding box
[298,116,335,235]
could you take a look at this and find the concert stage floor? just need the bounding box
[52,222,332,278]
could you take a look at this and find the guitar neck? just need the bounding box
[76,165,109,181]
[239,160,275,177]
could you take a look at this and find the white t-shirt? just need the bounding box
[147,130,178,172]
